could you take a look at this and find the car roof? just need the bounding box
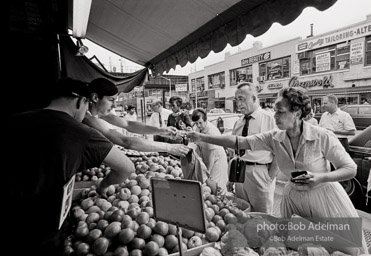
[341,104,370,108]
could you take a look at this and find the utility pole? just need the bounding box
[160,76,171,99]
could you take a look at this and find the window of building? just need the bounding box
[299,43,350,75]
[148,89,161,96]
[337,94,358,107]
[196,77,204,92]
[366,36,371,66]
[259,56,290,81]
[208,72,225,89]
[191,79,196,92]
[230,66,252,86]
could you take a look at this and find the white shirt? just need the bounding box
[149,108,172,127]
[305,118,318,126]
[319,109,356,134]
[232,107,276,163]
[125,113,137,122]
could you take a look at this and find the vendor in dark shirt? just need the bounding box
[5,78,135,256]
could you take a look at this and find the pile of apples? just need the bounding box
[64,172,247,256]
[75,164,111,182]
[129,155,183,179]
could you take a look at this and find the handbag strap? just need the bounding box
[235,136,240,157]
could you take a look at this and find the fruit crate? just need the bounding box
[169,242,215,256]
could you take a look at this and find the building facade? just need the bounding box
[188,14,371,113]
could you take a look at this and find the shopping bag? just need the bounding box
[180,148,209,183]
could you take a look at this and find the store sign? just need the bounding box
[241,52,271,66]
[190,90,209,98]
[296,22,371,53]
[293,57,300,75]
[267,83,283,90]
[175,83,188,92]
[135,91,143,97]
[315,52,331,72]
[350,42,364,65]
[289,75,334,89]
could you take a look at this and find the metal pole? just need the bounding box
[169,79,172,98]
[195,88,198,108]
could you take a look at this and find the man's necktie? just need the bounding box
[240,115,252,155]
[159,112,162,127]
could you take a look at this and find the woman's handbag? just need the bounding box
[228,136,246,183]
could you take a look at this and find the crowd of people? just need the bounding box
[6,77,367,255]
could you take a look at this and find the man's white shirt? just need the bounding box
[149,108,172,127]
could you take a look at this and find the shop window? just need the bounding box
[299,44,350,75]
[337,95,358,107]
[366,36,371,66]
[208,72,225,89]
[259,63,267,77]
[259,56,290,81]
[230,66,252,86]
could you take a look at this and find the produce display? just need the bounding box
[129,155,183,179]
[64,170,249,256]
[67,150,351,256]
[75,149,180,182]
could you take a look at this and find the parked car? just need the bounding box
[340,104,371,130]
[208,108,225,114]
[314,104,371,130]
[340,125,371,213]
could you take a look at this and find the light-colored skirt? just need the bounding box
[281,181,367,254]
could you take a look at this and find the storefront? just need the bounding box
[190,90,209,109]
[294,20,371,111]
[188,16,371,114]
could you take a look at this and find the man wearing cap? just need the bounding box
[5,78,135,256]
[83,78,190,157]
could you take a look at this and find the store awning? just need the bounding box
[60,36,149,93]
[67,0,337,75]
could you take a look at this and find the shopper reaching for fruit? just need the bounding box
[188,87,367,254]
[83,78,190,157]
[5,78,135,256]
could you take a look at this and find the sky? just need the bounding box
[83,0,371,75]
